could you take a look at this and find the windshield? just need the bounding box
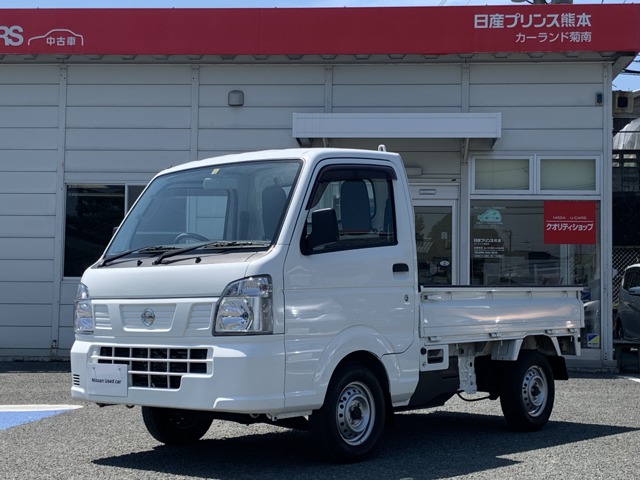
[106,159,301,257]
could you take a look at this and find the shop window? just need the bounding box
[540,158,596,191]
[470,200,600,349]
[473,156,599,194]
[473,158,531,192]
[64,184,143,277]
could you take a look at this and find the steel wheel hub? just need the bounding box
[521,366,548,417]
[336,381,375,445]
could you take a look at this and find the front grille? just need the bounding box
[72,373,80,386]
[97,346,210,389]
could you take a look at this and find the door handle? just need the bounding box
[393,263,409,273]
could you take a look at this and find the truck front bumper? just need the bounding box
[70,336,286,414]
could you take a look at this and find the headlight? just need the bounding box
[214,276,273,335]
[74,283,94,334]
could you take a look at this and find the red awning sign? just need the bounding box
[0,5,639,56]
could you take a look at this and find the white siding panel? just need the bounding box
[333,64,462,84]
[59,305,74,328]
[67,106,191,128]
[330,138,461,152]
[199,65,325,84]
[333,85,462,108]
[0,65,61,83]
[67,85,191,106]
[472,106,603,129]
[470,84,597,107]
[0,327,51,349]
[0,85,60,106]
[496,129,603,151]
[0,128,58,150]
[0,194,56,216]
[65,128,191,151]
[0,106,58,128]
[58,326,74,350]
[60,283,77,349]
[200,85,324,107]
[0,238,55,260]
[1,151,57,172]
[198,128,298,151]
[0,260,54,282]
[199,106,324,129]
[0,282,53,304]
[0,172,57,193]
[60,281,79,305]
[0,304,53,327]
[65,150,191,174]
[68,65,191,84]
[1,216,55,238]
[471,63,603,85]
[64,172,157,184]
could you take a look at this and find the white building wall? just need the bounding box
[331,64,465,178]
[197,65,324,156]
[0,60,610,358]
[470,63,605,152]
[0,65,60,357]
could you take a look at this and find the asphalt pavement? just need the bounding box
[0,361,638,480]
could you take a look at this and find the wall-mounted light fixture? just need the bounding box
[228,90,244,107]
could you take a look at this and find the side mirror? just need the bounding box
[301,208,339,255]
[628,286,640,296]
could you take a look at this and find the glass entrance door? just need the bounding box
[414,203,456,286]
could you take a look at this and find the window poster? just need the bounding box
[472,206,506,259]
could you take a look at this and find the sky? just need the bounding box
[2,0,638,90]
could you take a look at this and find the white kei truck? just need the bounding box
[71,147,584,462]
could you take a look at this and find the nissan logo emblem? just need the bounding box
[141,308,156,327]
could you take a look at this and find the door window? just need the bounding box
[301,166,396,255]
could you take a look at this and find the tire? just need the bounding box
[499,351,555,432]
[309,364,386,463]
[142,406,214,445]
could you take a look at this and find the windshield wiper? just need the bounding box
[99,245,178,267]
[153,241,269,265]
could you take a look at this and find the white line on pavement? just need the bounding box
[0,405,83,412]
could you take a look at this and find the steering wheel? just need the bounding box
[174,232,209,244]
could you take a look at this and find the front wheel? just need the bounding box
[499,351,555,431]
[142,406,214,445]
[309,364,386,463]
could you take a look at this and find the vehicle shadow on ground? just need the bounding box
[94,411,638,479]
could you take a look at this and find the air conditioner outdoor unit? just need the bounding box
[613,91,635,115]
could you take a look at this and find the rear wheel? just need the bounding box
[499,351,554,431]
[142,406,213,444]
[309,364,386,463]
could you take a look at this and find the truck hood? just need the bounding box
[81,251,260,299]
